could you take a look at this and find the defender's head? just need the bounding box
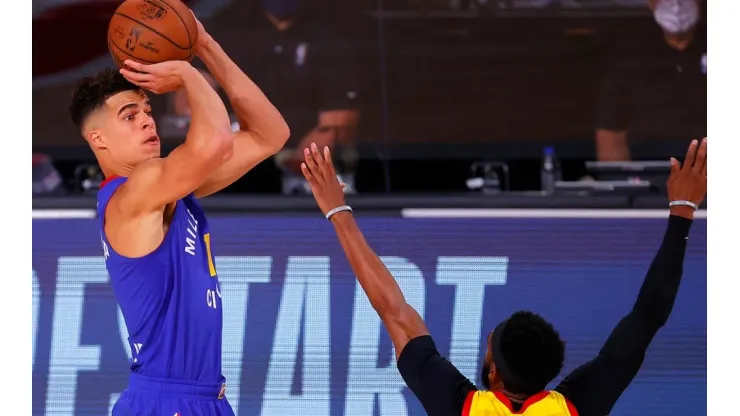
[480,311,565,395]
[69,68,160,171]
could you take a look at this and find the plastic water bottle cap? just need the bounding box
[544,147,555,155]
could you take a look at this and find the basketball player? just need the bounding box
[68,14,289,416]
[301,138,707,416]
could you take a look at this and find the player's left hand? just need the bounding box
[301,143,347,216]
[120,60,187,95]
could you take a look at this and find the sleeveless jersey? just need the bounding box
[463,390,579,416]
[97,177,224,383]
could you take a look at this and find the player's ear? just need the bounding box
[88,130,107,150]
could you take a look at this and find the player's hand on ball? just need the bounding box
[120,60,190,95]
[301,143,347,215]
[667,137,707,218]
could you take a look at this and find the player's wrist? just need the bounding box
[669,205,695,220]
[195,35,218,57]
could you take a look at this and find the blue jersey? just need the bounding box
[97,177,224,384]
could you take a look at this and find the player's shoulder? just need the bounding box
[127,157,166,182]
[108,158,169,216]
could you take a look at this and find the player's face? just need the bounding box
[98,90,160,166]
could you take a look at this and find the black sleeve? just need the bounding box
[555,216,693,416]
[397,335,477,416]
[594,46,631,131]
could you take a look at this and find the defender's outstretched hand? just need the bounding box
[301,143,346,215]
[668,138,707,219]
[120,60,191,95]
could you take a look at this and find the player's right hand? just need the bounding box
[120,60,192,95]
[301,143,347,216]
[667,137,707,219]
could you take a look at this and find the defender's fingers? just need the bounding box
[683,139,698,170]
[693,138,707,174]
[301,163,317,184]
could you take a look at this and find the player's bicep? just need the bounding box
[194,130,279,198]
[123,138,232,211]
[397,335,477,416]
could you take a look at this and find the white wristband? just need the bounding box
[325,205,353,220]
[669,200,699,210]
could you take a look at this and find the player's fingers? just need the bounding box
[682,139,698,171]
[301,163,317,184]
[123,60,149,73]
[324,146,337,176]
[304,148,321,182]
[669,157,680,178]
[310,142,325,167]
[120,69,155,83]
[693,138,707,174]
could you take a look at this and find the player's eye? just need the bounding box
[145,111,153,117]
[124,114,135,121]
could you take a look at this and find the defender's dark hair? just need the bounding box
[499,311,565,395]
[69,68,139,131]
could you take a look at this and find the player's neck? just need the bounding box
[502,390,529,403]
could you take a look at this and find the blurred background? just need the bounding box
[33,0,707,197]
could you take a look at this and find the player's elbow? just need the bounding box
[275,121,291,148]
[260,118,291,154]
[194,129,234,166]
[376,299,409,322]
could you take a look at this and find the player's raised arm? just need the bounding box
[186,14,290,198]
[301,143,428,357]
[555,138,707,416]
[118,60,233,212]
[302,144,477,416]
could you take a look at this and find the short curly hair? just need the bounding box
[69,68,140,131]
[499,311,565,395]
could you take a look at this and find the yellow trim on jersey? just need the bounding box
[466,390,576,416]
[203,233,217,277]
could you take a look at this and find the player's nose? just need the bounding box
[141,117,156,132]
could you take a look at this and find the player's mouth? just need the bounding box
[144,135,160,146]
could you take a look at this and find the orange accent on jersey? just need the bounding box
[203,233,217,277]
[464,390,576,416]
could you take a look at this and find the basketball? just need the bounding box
[108,0,198,69]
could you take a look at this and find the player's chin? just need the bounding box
[140,144,161,158]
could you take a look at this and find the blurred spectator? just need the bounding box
[32,154,64,195]
[171,0,361,194]
[594,0,706,161]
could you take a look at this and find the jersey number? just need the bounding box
[203,233,217,277]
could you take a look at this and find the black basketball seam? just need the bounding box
[114,12,190,50]
[155,0,194,48]
[108,35,162,64]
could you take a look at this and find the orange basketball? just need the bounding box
[107,0,198,69]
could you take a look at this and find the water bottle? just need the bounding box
[540,147,562,193]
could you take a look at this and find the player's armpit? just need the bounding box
[118,134,233,213]
[194,130,283,198]
[397,335,477,416]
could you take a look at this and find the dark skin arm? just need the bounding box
[556,138,707,416]
[300,143,429,359]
